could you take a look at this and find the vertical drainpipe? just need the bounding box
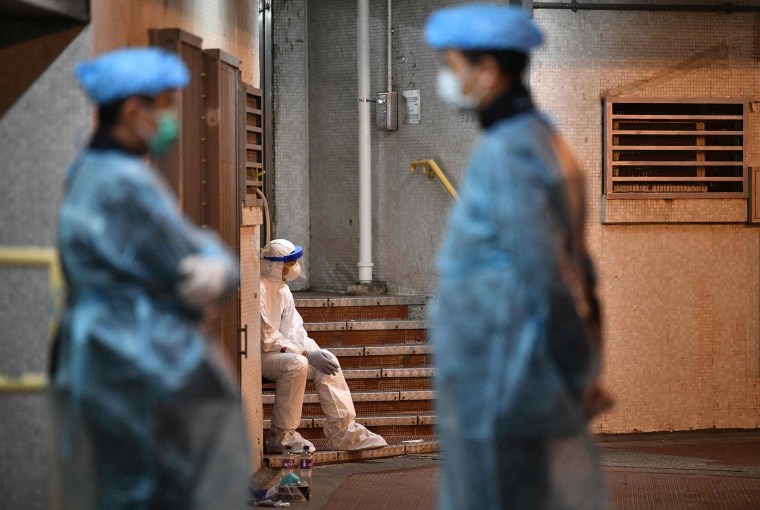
[387,0,392,92]
[357,0,373,283]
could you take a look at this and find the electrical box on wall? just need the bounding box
[376,91,398,131]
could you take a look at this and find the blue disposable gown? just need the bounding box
[51,148,251,509]
[431,112,606,510]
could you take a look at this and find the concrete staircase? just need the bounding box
[263,294,438,466]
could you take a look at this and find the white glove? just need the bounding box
[177,255,231,309]
[307,349,340,376]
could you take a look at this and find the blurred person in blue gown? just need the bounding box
[50,47,251,510]
[426,5,612,509]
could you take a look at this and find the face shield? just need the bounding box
[261,239,306,283]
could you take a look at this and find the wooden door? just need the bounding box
[203,49,244,380]
[148,28,204,224]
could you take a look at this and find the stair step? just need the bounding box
[326,344,433,356]
[325,346,366,356]
[304,319,427,332]
[383,367,434,378]
[323,345,433,370]
[262,390,435,405]
[418,415,437,425]
[277,424,436,441]
[342,368,382,379]
[400,390,435,400]
[335,367,435,379]
[363,344,433,355]
[263,414,437,430]
[262,377,434,393]
[264,440,439,467]
[294,295,426,308]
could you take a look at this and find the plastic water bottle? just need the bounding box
[298,446,314,487]
[281,446,296,477]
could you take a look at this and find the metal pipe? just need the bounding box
[358,0,373,283]
[259,0,275,238]
[387,0,392,92]
[533,2,760,12]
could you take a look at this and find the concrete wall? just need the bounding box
[273,1,760,433]
[306,0,476,292]
[0,22,91,509]
[272,0,310,290]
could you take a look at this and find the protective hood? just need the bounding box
[261,239,305,283]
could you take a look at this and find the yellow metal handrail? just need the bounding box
[409,159,459,201]
[0,373,47,393]
[0,247,63,393]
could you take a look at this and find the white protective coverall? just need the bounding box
[260,240,387,453]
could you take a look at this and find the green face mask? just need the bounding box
[148,111,180,156]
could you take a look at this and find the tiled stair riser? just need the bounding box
[264,400,435,418]
[262,377,434,393]
[298,305,410,322]
[332,354,432,370]
[308,329,427,347]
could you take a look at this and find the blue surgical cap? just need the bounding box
[425,4,543,52]
[76,47,190,104]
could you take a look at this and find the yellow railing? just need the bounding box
[0,247,63,393]
[409,159,459,201]
[0,373,48,393]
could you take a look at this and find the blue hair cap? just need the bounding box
[425,4,543,52]
[76,47,190,104]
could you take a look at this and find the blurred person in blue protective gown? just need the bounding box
[425,5,612,510]
[259,239,387,453]
[50,47,251,510]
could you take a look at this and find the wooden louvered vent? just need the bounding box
[244,85,265,206]
[604,98,747,199]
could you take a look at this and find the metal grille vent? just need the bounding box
[604,98,747,199]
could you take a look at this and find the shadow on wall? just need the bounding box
[0,19,87,117]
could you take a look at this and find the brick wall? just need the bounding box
[531,7,760,433]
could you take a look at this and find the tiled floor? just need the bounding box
[255,430,760,509]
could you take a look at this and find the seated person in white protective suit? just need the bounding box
[260,239,388,453]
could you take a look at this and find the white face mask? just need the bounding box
[436,67,483,110]
[283,262,302,282]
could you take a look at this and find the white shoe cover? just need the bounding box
[267,429,315,454]
[326,422,387,451]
